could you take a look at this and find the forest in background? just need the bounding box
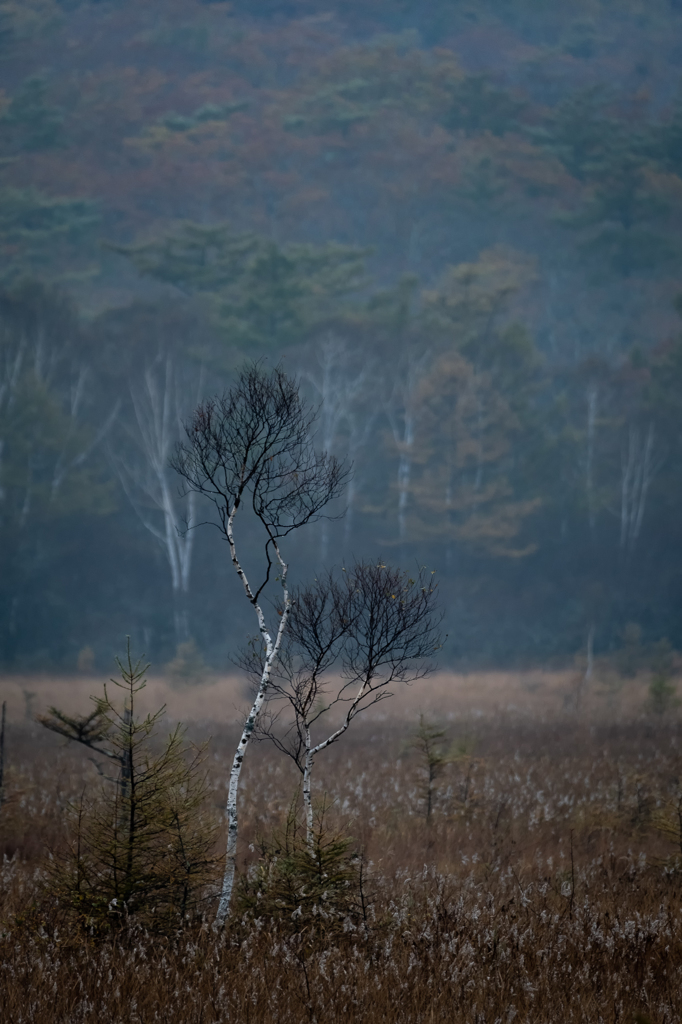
[2,0,682,670]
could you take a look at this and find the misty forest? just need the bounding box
[2,0,682,669]
[2,2,682,1023]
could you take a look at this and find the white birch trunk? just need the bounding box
[301,676,372,848]
[620,422,655,553]
[384,351,429,545]
[303,727,314,851]
[396,412,414,543]
[115,354,199,644]
[586,384,598,537]
[214,508,291,927]
[305,335,374,560]
[576,623,594,713]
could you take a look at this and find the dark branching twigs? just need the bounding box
[171,364,346,601]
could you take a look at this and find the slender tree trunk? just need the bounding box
[427,764,434,823]
[586,384,598,538]
[299,677,372,851]
[576,623,594,713]
[385,353,429,546]
[123,703,136,889]
[621,422,655,554]
[397,412,414,543]
[0,701,6,806]
[172,591,190,645]
[214,509,291,928]
[216,627,287,924]
[121,704,133,803]
[306,335,372,562]
[303,727,314,850]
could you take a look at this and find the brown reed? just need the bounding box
[1,708,681,1023]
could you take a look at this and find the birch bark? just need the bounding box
[620,422,655,554]
[215,509,291,925]
[385,352,430,545]
[114,353,201,644]
[305,335,375,560]
[585,383,598,538]
[300,677,369,848]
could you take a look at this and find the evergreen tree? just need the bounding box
[40,644,220,931]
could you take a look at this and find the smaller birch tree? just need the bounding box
[171,363,346,926]
[245,561,442,848]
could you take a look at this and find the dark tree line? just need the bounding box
[2,0,682,667]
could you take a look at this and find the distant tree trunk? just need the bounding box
[304,334,374,561]
[385,352,429,547]
[0,701,6,806]
[585,383,598,538]
[620,422,655,555]
[576,623,594,713]
[114,352,201,647]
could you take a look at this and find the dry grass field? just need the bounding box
[1,667,681,1023]
[0,664,657,725]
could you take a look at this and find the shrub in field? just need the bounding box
[165,638,210,688]
[408,714,452,822]
[648,673,679,715]
[647,638,679,714]
[40,645,220,931]
[235,799,363,935]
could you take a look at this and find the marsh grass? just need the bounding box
[1,702,682,1022]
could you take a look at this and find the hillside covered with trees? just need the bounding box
[2,0,682,668]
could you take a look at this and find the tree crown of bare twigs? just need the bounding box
[240,561,444,770]
[170,362,348,598]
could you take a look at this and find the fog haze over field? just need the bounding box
[2,0,682,671]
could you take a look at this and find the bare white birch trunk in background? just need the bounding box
[576,622,594,713]
[585,383,598,537]
[115,353,201,644]
[385,351,429,545]
[343,407,377,547]
[215,512,291,927]
[313,339,341,563]
[396,412,414,543]
[620,422,655,554]
[305,335,374,560]
[0,327,117,517]
[51,367,120,502]
[0,340,26,502]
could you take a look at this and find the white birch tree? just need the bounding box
[620,421,657,554]
[0,281,117,525]
[384,350,431,545]
[248,561,442,849]
[585,382,598,538]
[111,351,203,644]
[171,363,347,926]
[304,334,377,557]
